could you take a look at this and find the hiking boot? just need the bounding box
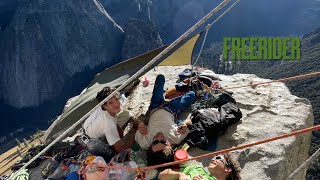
[41,154,62,178]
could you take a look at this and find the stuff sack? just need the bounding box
[185,108,221,149]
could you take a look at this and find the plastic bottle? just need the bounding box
[130,144,140,161]
[173,143,190,170]
[173,149,188,170]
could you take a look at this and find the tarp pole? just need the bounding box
[286,147,320,180]
[13,0,231,175]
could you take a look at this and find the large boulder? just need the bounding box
[0,0,124,108]
[126,65,313,179]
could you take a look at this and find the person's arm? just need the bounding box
[112,127,137,153]
[158,169,191,180]
[117,124,124,138]
[184,118,193,128]
[135,124,154,150]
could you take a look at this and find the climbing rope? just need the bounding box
[221,71,320,90]
[193,0,241,68]
[76,124,320,171]
[193,26,209,68]
[286,147,320,180]
[12,71,319,177]
[12,71,320,176]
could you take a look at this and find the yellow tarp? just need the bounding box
[160,33,201,66]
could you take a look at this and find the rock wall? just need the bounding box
[100,0,214,43]
[121,19,162,60]
[0,0,124,108]
[99,0,152,28]
[125,65,313,179]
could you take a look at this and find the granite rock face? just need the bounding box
[100,0,216,43]
[0,0,124,108]
[126,65,313,179]
[121,19,162,60]
[99,0,153,28]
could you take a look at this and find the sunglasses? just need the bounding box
[152,140,167,146]
[211,155,231,168]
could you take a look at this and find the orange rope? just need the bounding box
[76,72,320,175]
[222,71,320,90]
[88,124,320,171]
[78,72,320,172]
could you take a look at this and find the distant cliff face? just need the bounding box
[121,19,162,60]
[0,0,124,108]
[100,0,210,43]
[99,0,152,28]
[0,0,16,30]
[101,0,320,43]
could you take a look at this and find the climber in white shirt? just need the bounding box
[83,86,138,160]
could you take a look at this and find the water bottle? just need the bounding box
[130,144,140,161]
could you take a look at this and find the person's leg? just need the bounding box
[86,139,115,163]
[166,91,195,115]
[148,74,165,111]
[117,110,133,129]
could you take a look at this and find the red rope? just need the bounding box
[87,124,320,171]
[75,71,320,172]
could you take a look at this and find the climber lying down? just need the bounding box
[135,74,195,166]
[158,153,241,180]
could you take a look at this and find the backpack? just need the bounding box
[186,93,242,150]
[185,108,222,149]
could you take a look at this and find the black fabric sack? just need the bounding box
[185,109,222,149]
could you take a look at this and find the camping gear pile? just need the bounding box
[9,68,242,180]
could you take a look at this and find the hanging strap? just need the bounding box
[192,0,241,68]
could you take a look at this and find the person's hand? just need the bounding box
[179,173,191,180]
[138,122,148,135]
[131,118,140,129]
[177,123,188,134]
[193,175,205,180]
